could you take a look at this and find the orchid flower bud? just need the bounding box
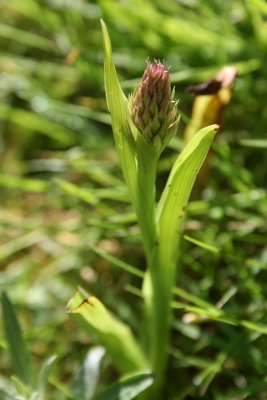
[130,60,179,150]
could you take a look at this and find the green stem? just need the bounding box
[133,137,158,258]
[134,181,156,259]
[131,142,180,398]
[142,240,179,399]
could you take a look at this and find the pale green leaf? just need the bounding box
[194,351,228,396]
[35,355,57,400]
[239,138,267,148]
[67,289,148,374]
[101,20,157,256]
[94,372,154,400]
[0,104,75,145]
[0,389,17,400]
[0,232,45,262]
[172,286,219,312]
[0,174,48,192]
[72,346,105,400]
[183,234,219,253]
[0,23,54,50]
[90,246,144,278]
[100,20,137,205]
[55,179,98,206]
[10,376,30,397]
[172,300,267,335]
[215,377,267,400]
[156,125,219,264]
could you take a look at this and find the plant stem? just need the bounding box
[133,146,179,398]
[133,138,158,258]
[142,241,178,398]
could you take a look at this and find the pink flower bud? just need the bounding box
[130,60,179,149]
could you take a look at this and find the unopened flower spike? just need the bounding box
[129,59,180,151]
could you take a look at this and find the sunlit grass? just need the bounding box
[0,0,267,398]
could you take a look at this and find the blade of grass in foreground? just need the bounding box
[72,346,105,400]
[35,355,57,400]
[1,292,36,387]
[94,372,154,400]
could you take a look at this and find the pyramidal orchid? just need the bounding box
[130,60,179,151]
[68,20,220,400]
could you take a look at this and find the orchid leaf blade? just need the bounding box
[157,124,219,263]
[101,20,137,202]
[67,288,148,374]
[94,372,154,400]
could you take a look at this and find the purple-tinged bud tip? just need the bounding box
[130,60,179,150]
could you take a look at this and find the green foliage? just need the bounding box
[1,0,267,399]
[101,21,218,397]
[72,346,106,400]
[94,372,154,400]
[1,294,150,399]
[67,288,148,374]
[1,292,56,399]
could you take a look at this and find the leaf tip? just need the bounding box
[100,18,106,31]
[212,124,220,133]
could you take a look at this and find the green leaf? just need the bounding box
[0,174,48,192]
[0,104,75,145]
[194,351,228,396]
[1,292,36,387]
[35,355,57,400]
[239,138,267,148]
[72,346,105,400]
[90,246,144,278]
[94,372,154,400]
[67,289,148,374]
[141,125,217,395]
[10,376,30,397]
[215,377,267,400]
[100,20,137,204]
[0,389,17,400]
[172,286,220,312]
[172,300,267,335]
[0,22,54,50]
[156,124,219,264]
[101,19,157,256]
[55,179,98,206]
[0,232,45,262]
[183,234,219,253]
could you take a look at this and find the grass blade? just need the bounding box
[72,346,105,400]
[100,19,137,203]
[36,355,57,400]
[183,234,220,253]
[157,125,219,264]
[239,139,267,148]
[0,389,17,400]
[1,292,36,387]
[94,372,154,400]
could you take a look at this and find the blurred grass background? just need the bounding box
[0,0,267,398]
